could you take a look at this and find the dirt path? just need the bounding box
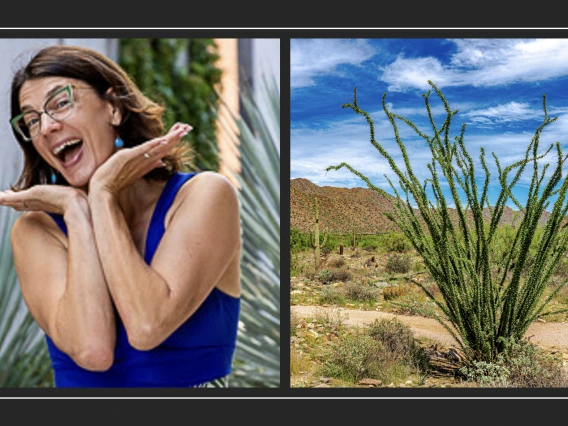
[291,305,568,352]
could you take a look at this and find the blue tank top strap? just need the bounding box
[44,172,197,253]
[47,212,67,235]
[144,172,197,263]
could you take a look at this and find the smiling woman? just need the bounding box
[0,45,242,388]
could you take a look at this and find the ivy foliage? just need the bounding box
[119,38,222,171]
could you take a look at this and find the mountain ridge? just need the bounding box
[290,178,550,234]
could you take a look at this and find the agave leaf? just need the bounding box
[218,74,281,388]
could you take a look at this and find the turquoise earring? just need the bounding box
[51,171,57,184]
[114,137,124,149]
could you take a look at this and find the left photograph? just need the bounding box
[0,38,280,388]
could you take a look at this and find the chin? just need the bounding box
[63,171,93,190]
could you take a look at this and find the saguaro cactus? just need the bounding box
[351,219,357,248]
[311,197,328,271]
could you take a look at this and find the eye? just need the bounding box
[24,115,40,128]
[54,98,71,110]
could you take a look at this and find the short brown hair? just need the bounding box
[10,44,191,189]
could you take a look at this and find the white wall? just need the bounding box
[252,39,280,154]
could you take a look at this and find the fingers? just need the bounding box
[0,189,33,211]
[168,122,193,135]
[139,123,192,161]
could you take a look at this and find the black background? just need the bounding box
[2,9,568,416]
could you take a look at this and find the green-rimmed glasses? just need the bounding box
[10,84,88,142]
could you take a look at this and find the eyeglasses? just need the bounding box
[10,84,90,142]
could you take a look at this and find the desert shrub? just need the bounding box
[460,338,568,387]
[320,320,428,385]
[460,360,510,387]
[331,268,352,283]
[363,245,377,252]
[498,338,568,387]
[313,307,347,328]
[382,285,409,301]
[367,318,429,369]
[328,257,346,268]
[344,281,379,302]
[319,286,346,305]
[317,269,333,284]
[320,333,384,382]
[385,254,412,274]
[383,232,411,253]
[323,233,341,252]
[290,227,311,253]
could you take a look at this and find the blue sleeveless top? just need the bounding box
[45,172,241,387]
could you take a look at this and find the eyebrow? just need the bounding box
[20,84,67,113]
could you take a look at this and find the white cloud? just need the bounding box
[380,56,459,91]
[380,39,568,90]
[291,39,376,89]
[462,101,539,124]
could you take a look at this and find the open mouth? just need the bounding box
[53,139,84,166]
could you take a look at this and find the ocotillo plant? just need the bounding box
[327,80,568,363]
[311,197,328,271]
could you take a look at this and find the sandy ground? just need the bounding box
[291,304,568,352]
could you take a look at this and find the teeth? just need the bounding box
[53,140,81,156]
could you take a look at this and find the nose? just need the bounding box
[38,112,62,136]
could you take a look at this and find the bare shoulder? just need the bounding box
[177,171,239,206]
[187,171,238,195]
[11,211,66,248]
[165,171,239,226]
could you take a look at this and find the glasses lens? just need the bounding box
[46,87,74,121]
[14,112,41,140]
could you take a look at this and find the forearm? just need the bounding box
[53,196,116,369]
[88,190,173,347]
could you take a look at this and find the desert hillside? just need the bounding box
[290,178,550,234]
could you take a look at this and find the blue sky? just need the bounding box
[290,38,568,210]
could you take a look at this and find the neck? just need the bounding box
[118,178,164,224]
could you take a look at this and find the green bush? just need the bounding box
[318,286,346,305]
[317,269,333,284]
[344,281,379,302]
[290,227,311,253]
[331,268,352,283]
[385,254,412,274]
[321,333,384,382]
[460,337,568,387]
[367,318,428,369]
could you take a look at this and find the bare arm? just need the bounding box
[4,187,116,371]
[89,171,241,350]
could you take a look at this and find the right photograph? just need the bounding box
[290,38,568,389]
